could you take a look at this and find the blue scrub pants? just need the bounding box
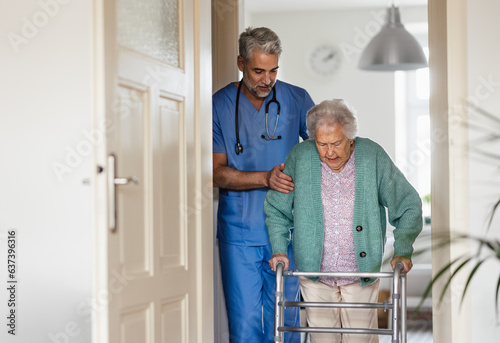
[219,241,300,343]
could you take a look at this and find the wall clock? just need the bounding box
[308,43,342,77]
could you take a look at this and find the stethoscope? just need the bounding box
[234,79,281,155]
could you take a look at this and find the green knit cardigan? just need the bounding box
[264,138,423,286]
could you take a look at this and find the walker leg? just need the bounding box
[401,275,407,343]
[274,262,285,342]
[392,262,403,343]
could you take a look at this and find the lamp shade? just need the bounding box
[358,6,428,71]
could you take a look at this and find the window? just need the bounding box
[395,47,431,224]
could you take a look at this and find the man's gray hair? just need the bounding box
[306,99,359,140]
[239,27,282,62]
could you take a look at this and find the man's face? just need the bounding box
[238,50,279,98]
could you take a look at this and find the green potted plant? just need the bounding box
[415,105,500,316]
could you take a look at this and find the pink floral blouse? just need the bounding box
[319,151,359,286]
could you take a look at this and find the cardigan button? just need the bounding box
[360,252,367,257]
[364,278,371,282]
[356,226,363,232]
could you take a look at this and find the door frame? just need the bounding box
[211,1,242,341]
[428,0,470,342]
[213,1,471,342]
[193,0,215,341]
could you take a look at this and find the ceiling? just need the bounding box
[245,0,427,13]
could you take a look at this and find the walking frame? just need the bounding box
[274,262,407,343]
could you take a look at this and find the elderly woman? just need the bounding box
[264,99,422,343]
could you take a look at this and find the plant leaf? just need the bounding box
[470,148,500,162]
[465,234,499,252]
[487,198,500,232]
[468,102,500,125]
[460,257,489,306]
[439,257,472,304]
[496,275,500,318]
[413,256,463,317]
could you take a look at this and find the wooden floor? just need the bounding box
[380,319,433,342]
[301,319,433,343]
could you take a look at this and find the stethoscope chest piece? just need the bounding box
[235,142,243,154]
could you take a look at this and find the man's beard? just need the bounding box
[242,74,275,98]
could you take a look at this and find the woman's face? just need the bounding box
[314,124,354,173]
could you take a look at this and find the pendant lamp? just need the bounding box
[358,5,427,71]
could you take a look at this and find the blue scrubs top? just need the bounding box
[213,80,314,246]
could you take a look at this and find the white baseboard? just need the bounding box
[407,296,432,309]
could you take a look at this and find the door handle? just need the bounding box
[108,154,139,233]
[114,176,139,185]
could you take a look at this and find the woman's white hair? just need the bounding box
[306,99,358,140]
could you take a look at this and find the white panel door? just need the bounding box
[93,0,213,342]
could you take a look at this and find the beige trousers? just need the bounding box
[299,277,380,343]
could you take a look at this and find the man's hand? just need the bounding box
[269,253,289,272]
[213,154,294,191]
[391,255,413,273]
[266,163,294,193]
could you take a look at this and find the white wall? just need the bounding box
[0,1,93,342]
[247,6,428,159]
[467,0,500,340]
